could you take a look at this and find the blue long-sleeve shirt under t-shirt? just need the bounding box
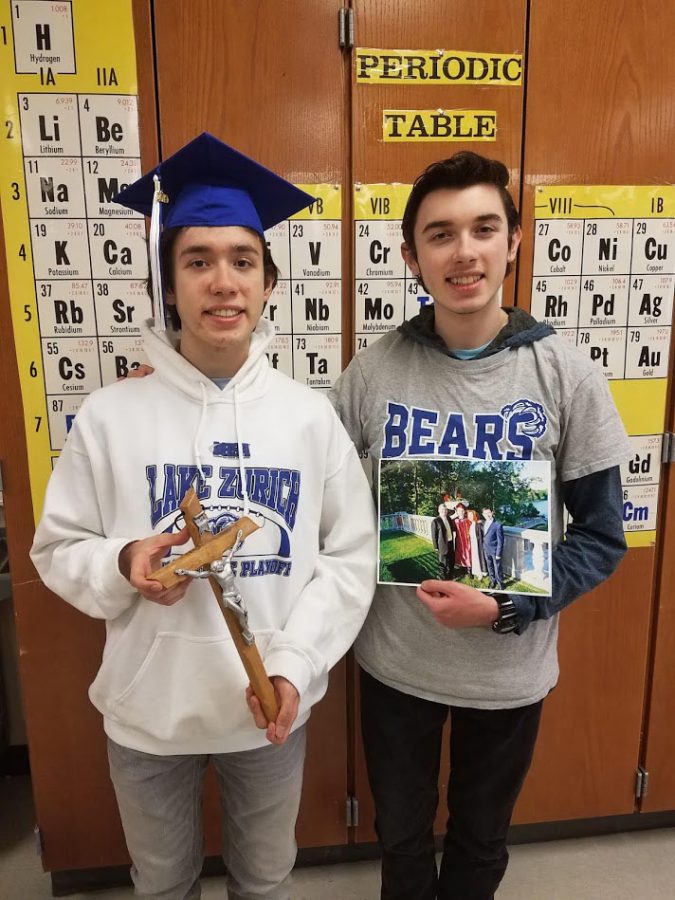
[421,307,628,633]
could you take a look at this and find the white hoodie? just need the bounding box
[31,319,377,754]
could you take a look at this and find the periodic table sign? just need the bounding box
[263,184,342,391]
[0,1,342,521]
[532,185,675,547]
[354,183,424,354]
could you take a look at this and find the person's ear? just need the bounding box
[507,225,522,263]
[401,242,420,277]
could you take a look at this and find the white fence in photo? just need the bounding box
[381,512,550,591]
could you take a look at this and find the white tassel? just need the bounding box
[149,174,166,331]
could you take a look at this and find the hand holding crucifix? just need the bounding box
[146,488,279,723]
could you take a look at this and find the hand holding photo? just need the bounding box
[378,457,551,595]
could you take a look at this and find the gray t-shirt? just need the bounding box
[330,330,630,709]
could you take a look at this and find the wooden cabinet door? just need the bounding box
[640,403,675,812]
[350,0,674,837]
[513,0,673,823]
[1,0,159,872]
[3,0,350,872]
[621,1,675,815]
[152,0,350,849]
[349,0,528,843]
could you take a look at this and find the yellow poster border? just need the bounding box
[291,184,341,220]
[534,185,675,219]
[0,0,139,521]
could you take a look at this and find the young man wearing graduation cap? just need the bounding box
[31,133,377,900]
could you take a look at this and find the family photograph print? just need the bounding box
[378,458,552,595]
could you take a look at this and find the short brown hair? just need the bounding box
[402,152,520,275]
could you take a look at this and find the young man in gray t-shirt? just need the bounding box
[331,153,630,899]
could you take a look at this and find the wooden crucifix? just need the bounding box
[148,488,279,722]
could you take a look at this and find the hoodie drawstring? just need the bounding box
[233,383,250,517]
[194,382,208,484]
[193,381,250,517]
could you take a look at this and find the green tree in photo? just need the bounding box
[380,459,543,525]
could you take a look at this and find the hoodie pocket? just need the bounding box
[100,631,271,745]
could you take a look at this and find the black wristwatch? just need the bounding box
[491,596,519,634]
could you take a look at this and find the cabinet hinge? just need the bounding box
[345,795,359,826]
[662,432,675,464]
[338,7,354,50]
[636,765,649,799]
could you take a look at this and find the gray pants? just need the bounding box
[107,727,306,900]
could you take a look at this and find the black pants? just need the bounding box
[360,668,543,900]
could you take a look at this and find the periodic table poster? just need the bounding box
[263,184,342,391]
[0,1,341,521]
[0,0,144,520]
[532,185,674,548]
[354,183,674,547]
[353,183,418,354]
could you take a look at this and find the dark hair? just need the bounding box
[401,151,521,275]
[147,226,280,330]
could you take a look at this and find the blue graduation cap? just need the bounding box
[113,132,315,329]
